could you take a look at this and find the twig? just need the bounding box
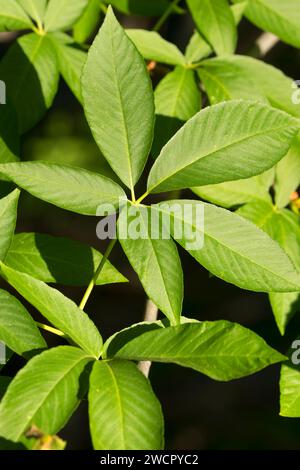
[255,32,279,56]
[138,299,159,377]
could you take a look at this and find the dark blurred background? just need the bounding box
[1,7,300,450]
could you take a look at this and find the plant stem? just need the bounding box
[138,299,159,378]
[36,322,66,338]
[79,238,117,310]
[153,0,181,32]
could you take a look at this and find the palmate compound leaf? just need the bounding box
[126,30,186,66]
[152,200,300,293]
[147,101,300,194]
[44,0,89,32]
[118,204,183,326]
[0,346,94,442]
[232,0,300,50]
[89,360,164,450]
[49,32,87,103]
[5,233,127,286]
[82,6,155,191]
[0,0,33,31]
[237,201,300,334]
[280,337,300,417]
[0,162,126,216]
[0,190,19,262]
[105,322,285,382]
[0,33,59,134]
[0,288,46,357]
[0,263,102,358]
[187,0,237,56]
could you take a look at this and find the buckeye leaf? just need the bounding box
[187,0,237,56]
[238,202,300,334]
[154,201,300,292]
[49,33,87,103]
[0,0,33,31]
[155,66,201,122]
[44,0,89,32]
[5,232,127,286]
[147,101,299,194]
[0,190,19,262]
[0,263,102,358]
[192,169,274,209]
[0,33,59,134]
[0,289,46,357]
[5,233,127,286]
[280,338,300,417]
[118,205,183,325]
[0,346,94,442]
[89,360,164,450]
[73,0,102,44]
[105,0,172,16]
[0,162,125,216]
[198,55,300,118]
[82,7,155,190]
[107,322,285,381]
[233,0,300,49]
[126,30,186,66]
[17,0,47,25]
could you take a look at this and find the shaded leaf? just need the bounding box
[0,263,102,357]
[0,346,94,442]
[89,360,164,450]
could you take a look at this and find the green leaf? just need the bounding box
[187,0,237,56]
[197,57,268,105]
[192,169,274,209]
[118,205,183,325]
[5,233,127,286]
[154,200,300,292]
[0,162,125,216]
[44,0,89,32]
[0,33,59,134]
[17,0,47,25]
[155,66,201,122]
[0,190,19,262]
[0,104,20,164]
[0,346,94,442]
[126,30,186,66]
[89,360,164,450]
[105,0,172,16]
[0,0,33,31]
[275,133,300,209]
[107,322,285,381]
[184,3,246,64]
[73,0,102,43]
[237,202,300,334]
[185,31,212,64]
[147,101,299,194]
[280,338,300,417]
[82,7,155,190]
[198,54,300,118]
[233,0,300,49]
[0,263,102,358]
[0,288,46,357]
[49,32,87,103]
